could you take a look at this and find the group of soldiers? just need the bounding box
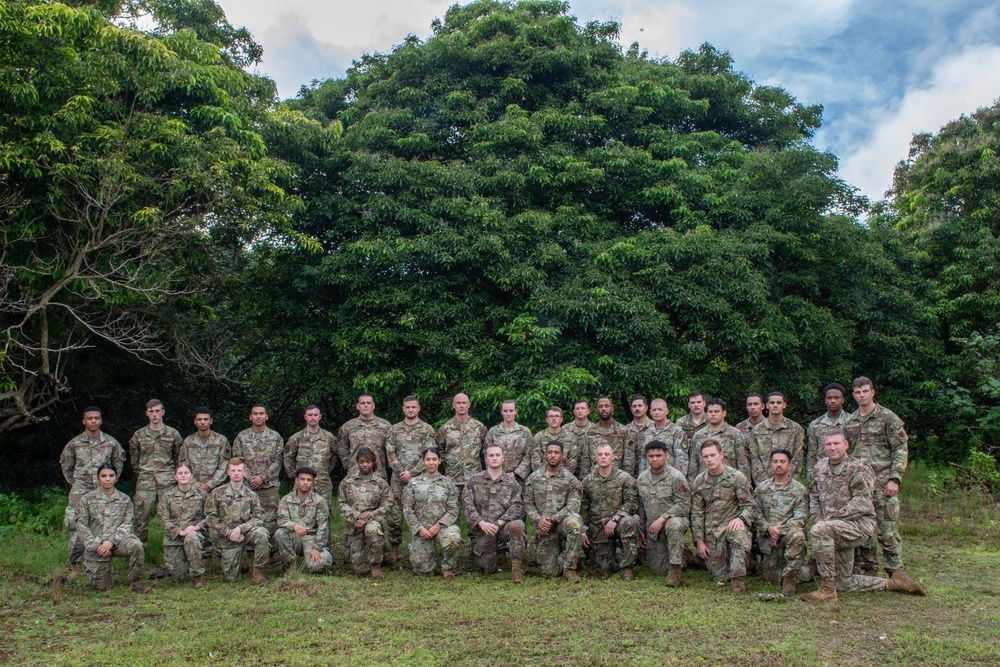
[59,376,928,605]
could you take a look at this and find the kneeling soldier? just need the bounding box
[637,440,691,587]
[205,457,270,585]
[276,466,334,574]
[465,445,526,582]
[754,449,807,596]
[581,443,640,580]
[338,448,392,579]
[157,462,208,587]
[525,441,584,582]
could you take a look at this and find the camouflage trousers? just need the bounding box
[84,536,146,591]
[409,525,462,575]
[472,520,526,574]
[387,479,408,546]
[811,519,886,593]
[134,477,176,543]
[163,532,207,582]
[215,528,270,583]
[535,513,582,576]
[585,515,639,574]
[703,527,751,583]
[856,488,903,573]
[255,486,280,535]
[645,516,690,575]
[274,529,333,573]
[65,482,91,565]
[344,520,387,575]
[314,480,333,508]
[757,527,807,582]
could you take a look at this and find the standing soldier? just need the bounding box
[464,445,526,583]
[403,448,463,579]
[129,399,183,544]
[580,396,628,478]
[741,392,805,488]
[338,394,392,478]
[525,441,584,582]
[692,440,757,593]
[484,400,533,481]
[205,458,270,585]
[641,398,688,479]
[735,393,765,435]
[806,383,849,480]
[179,407,230,493]
[339,448,393,579]
[386,395,435,565]
[637,440,692,587]
[275,467,333,575]
[843,376,909,577]
[157,462,208,587]
[622,395,652,477]
[581,443,640,580]
[435,392,488,512]
[675,392,709,441]
[231,404,283,536]
[564,399,594,472]
[754,450,808,596]
[529,406,578,479]
[283,405,339,503]
[60,406,125,569]
[690,399,745,483]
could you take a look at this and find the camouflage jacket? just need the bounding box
[580,420,629,478]
[76,488,136,551]
[529,428,579,479]
[691,465,756,541]
[805,412,849,480]
[338,416,391,478]
[675,413,708,442]
[690,423,745,482]
[337,470,392,535]
[734,417,764,436]
[386,420,435,478]
[485,422,533,479]
[623,420,652,477]
[232,427,284,488]
[636,466,691,530]
[157,486,208,545]
[463,469,524,527]
[741,418,805,487]
[179,431,231,490]
[844,405,908,484]
[129,424,183,486]
[524,467,582,523]
[283,428,339,482]
[809,455,876,529]
[753,477,808,535]
[435,417,488,482]
[205,483,265,539]
[641,421,688,479]
[277,489,331,550]
[581,468,638,532]
[60,431,125,490]
[403,473,460,534]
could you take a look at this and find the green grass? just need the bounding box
[1,466,998,666]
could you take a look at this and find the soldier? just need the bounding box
[741,392,805,488]
[385,395,435,566]
[641,398,688,479]
[464,445,526,582]
[637,440,692,587]
[801,429,926,603]
[524,441,584,582]
[564,399,594,442]
[692,439,756,593]
[843,376,909,577]
[283,405,339,503]
[338,394,392,478]
[76,464,151,593]
[806,383,849,480]
[580,396,628,478]
[484,399,533,481]
[157,462,208,587]
[529,406,579,479]
[338,448,392,579]
[403,447,463,579]
[754,449,807,596]
[275,466,333,574]
[205,457,270,585]
[581,443,640,580]
[179,407,230,493]
[435,392,488,513]
[231,404,283,535]
[675,392,708,441]
[735,393,765,435]
[60,406,125,569]
[689,399,745,483]
[129,399,183,544]
[622,395,652,478]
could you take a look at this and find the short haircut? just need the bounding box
[193,406,213,417]
[770,449,792,461]
[644,440,667,454]
[422,446,442,459]
[228,457,247,467]
[823,427,846,441]
[251,403,267,411]
[706,398,726,410]
[573,399,589,409]
[358,393,374,401]
[852,376,874,390]
[688,391,704,400]
[595,442,614,452]
[746,393,763,402]
[403,395,419,404]
[295,466,318,478]
[82,405,102,416]
[304,404,320,413]
[766,391,785,401]
[545,440,564,452]
[97,463,116,475]
[630,395,647,406]
[485,444,504,454]
[699,439,722,454]
[146,399,163,409]
[597,395,611,403]
[822,383,847,398]
[546,405,564,418]
[502,399,516,407]
[175,461,194,474]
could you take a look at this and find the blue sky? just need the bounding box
[217,0,1000,202]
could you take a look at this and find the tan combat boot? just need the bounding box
[370,566,384,580]
[191,575,204,589]
[666,564,682,588]
[130,580,153,594]
[562,568,581,583]
[441,567,456,580]
[781,574,797,597]
[252,566,267,586]
[731,577,746,594]
[800,578,838,602]
[384,545,400,566]
[621,567,634,581]
[511,560,524,584]
[884,570,927,596]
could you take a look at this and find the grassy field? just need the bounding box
[1,464,998,667]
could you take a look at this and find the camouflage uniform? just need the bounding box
[129,424,183,543]
[485,422,533,480]
[157,485,208,583]
[563,421,592,473]
[275,490,333,573]
[179,431,231,491]
[808,455,886,592]
[524,467,583,576]
[691,465,756,583]
[734,417,763,436]
[741,418,805,488]
[205,483,270,583]
[76,488,146,590]
[844,405,908,574]
[464,470,526,573]
[580,468,639,574]
[636,466,692,575]
[805,412,848,480]
[579,420,628,479]
[754,477,808,583]
[403,473,463,575]
[59,431,125,565]
[283,427,339,501]
[529,428,579,479]
[675,413,708,442]
[690,424,745,483]
[436,417,488,522]
[640,422,688,479]
[338,416,392,479]
[623,420,652,477]
[231,427,283,535]
[338,470,393,575]
[386,419,435,547]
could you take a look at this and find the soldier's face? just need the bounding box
[631,400,647,419]
[485,447,504,469]
[82,411,102,435]
[746,397,763,419]
[597,398,613,420]
[175,466,193,487]
[595,446,615,470]
[766,396,785,417]
[823,434,849,463]
[358,458,375,475]
[357,396,375,418]
[853,384,874,408]
[452,394,470,417]
[501,404,516,422]
[701,446,724,473]
[402,400,421,419]
[707,405,726,426]
[545,410,563,429]
[688,395,706,416]
[825,389,845,413]
[649,401,667,422]
[146,404,164,426]
[98,468,116,492]
[646,448,666,473]
[250,408,268,427]
[304,408,321,427]
[194,413,213,432]
[228,463,246,483]
[573,403,590,421]
[770,454,790,477]
[423,451,441,475]
[296,474,315,493]
[544,445,563,468]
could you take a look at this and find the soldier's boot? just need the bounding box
[130,580,153,594]
[562,568,581,583]
[781,574,797,597]
[621,567,634,581]
[279,559,294,575]
[730,577,746,594]
[666,564,682,588]
[441,567,456,581]
[587,565,599,579]
[252,566,267,586]
[861,567,879,577]
[885,570,927,596]
[511,560,524,584]
[191,576,204,589]
[370,566,384,581]
[384,544,400,567]
[800,578,838,602]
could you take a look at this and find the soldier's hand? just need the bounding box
[885,480,899,497]
[728,517,747,532]
[604,519,617,537]
[767,525,783,541]
[538,517,553,534]
[770,535,780,549]
[400,471,412,484]
[639,533,646,549]
[97,540,113,557]
[249,475,263,489]
[293,524,307,538]
[354,518,367,529]
[199,483,211,493]
[307,548,322,565]
[418,527,433,540]
[478,521,498,536]
[229,527,243,542]
[427,523,441,538]
[649,517,666,535]
[696,540,710,560]
[359,511,373,522]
